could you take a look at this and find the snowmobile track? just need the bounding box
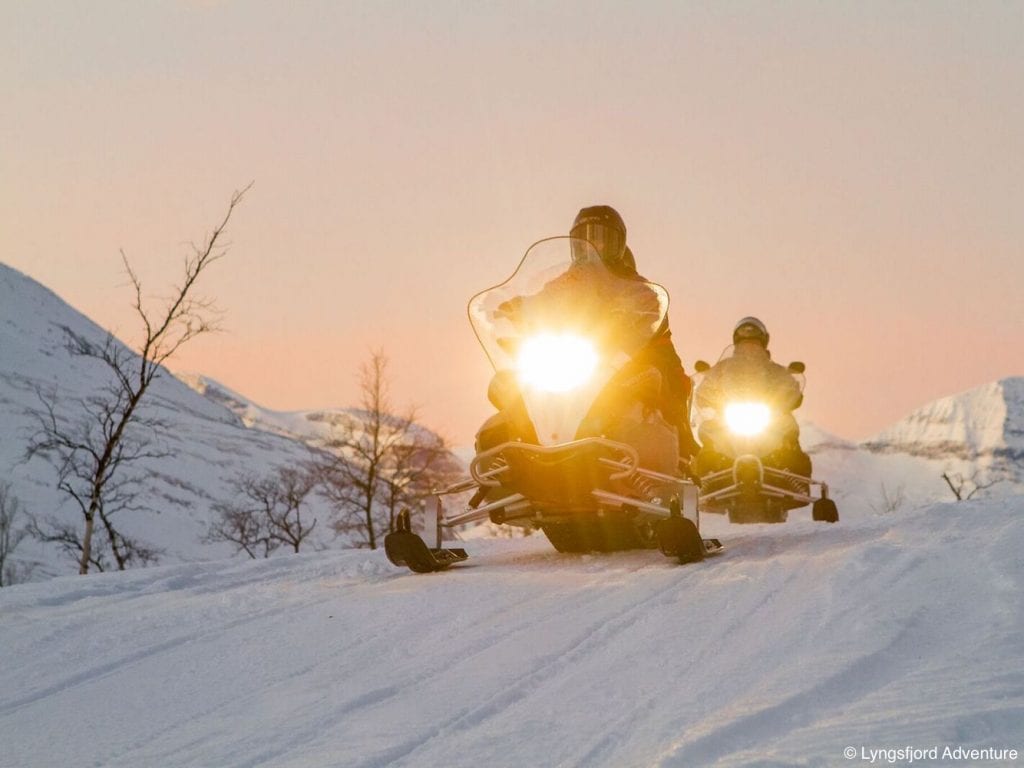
[349,565,722,768]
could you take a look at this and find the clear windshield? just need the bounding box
[468,236,669,445]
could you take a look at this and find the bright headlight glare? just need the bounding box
[724,402,771,436]
[516,333,598,393]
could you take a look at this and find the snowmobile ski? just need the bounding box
[656,498,723,564]
[383,509,468,574]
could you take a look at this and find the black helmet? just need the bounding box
[570,205,627,268]
[733,316,769,347]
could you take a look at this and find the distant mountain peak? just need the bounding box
[176,373,381,447]
[863,377,1024,461]
[797,418,857,453]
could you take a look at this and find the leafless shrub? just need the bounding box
[869,482,906,515]
[942,469,999,502]
[207,466,318,558]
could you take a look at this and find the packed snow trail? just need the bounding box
[1,500,1022,768]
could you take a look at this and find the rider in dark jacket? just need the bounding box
[693,316,811,479]
[569,206,700,463]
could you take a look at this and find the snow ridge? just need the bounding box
[177,373,364,447]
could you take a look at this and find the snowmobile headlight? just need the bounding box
[724,402,771,436]
[516,333,598,393]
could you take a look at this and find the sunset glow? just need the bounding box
[3,2,1021,445]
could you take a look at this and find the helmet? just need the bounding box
[570,205,627,268]
[733,316,769,347]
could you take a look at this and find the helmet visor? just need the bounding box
[570,222,625,266]
[734,323,768,345]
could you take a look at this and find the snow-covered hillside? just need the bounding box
[804,379,1024,517]
[2,497,1021,767]
[175,374,358,446]
[177,373,448,457]
[0,264,330,579]
[866,378,1024,460]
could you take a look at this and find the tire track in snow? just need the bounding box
[353,562,724,768]
[477,525,899,768]
[120,558,627,768]
[547,563,809,768]
[652,609,943,767]
[649,515,1008,766]
[115,577,560,768]
[229,557,676,768]
[0,552,396,716]
[0,584,345,720]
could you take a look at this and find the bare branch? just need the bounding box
[0,483,30,587]
[869,483,905,515]
[25,186,248,574]
[206,464,317,557]
[28,514,108,572]
[941,472,963,501]
[942,469,1000,502]
[315,348,461,549]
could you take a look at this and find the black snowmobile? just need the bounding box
[385,236,721,573]
[691,348,839,525]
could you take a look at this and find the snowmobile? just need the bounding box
[691,350,839,525]
[385,236,722,573]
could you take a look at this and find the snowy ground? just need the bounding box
[2,498,1022,767]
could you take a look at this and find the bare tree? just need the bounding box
[206,504,275,560]
[25,385,166,572]
[869,482,906,515]
[315,350,460,549]
[26,511,162,573]
[379,433,462,535]
[0,482,30,587]
[942,469,999,502]
[207,466,318,558]
[26,184,250,574]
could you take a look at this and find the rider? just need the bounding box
[569,206,701,463]
[692,316,811,478]
[477,205,700,467]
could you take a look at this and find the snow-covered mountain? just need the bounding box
[803,378,1024,517]
[177,373,431,453]
[864,377,1024,464]
[797,418,857,453]
[0,264,331,580]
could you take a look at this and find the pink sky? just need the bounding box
[3,2,1022,446]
